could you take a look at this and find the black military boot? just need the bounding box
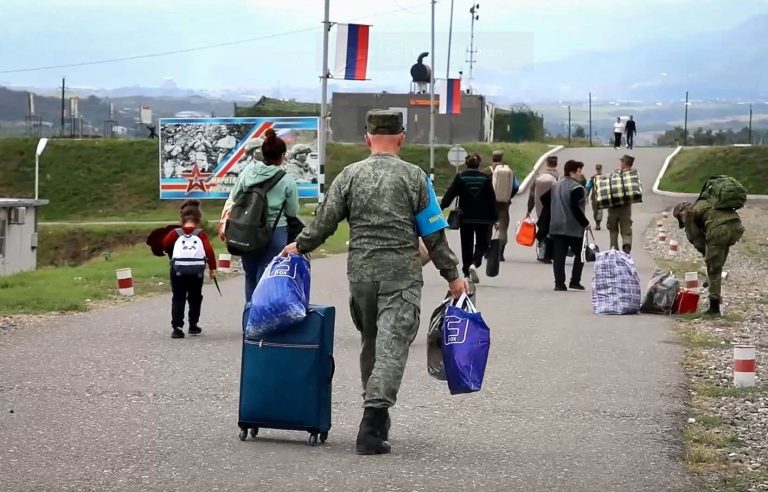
[355,407,391,455]
[706,298,721,316]
[500,245,506,262]
[383,410,391,442]
[621,244,632,254]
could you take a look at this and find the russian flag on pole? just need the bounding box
[439,79,462,114]
[334,23,370,81]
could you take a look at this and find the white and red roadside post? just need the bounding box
[684,272,699,291]
[734,344,757,387]
[218,253,232,273]
[115,268,134,296]
[668,239,679,257]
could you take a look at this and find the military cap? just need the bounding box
[492,150,504,158]
[545,155,558,165]
[366,109,404,135]
[672,202,692,229]
[621,154,635,165]
[595,163,603,170]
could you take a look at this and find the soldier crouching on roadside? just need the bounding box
[282,109,468,455]
[673,199,744,315]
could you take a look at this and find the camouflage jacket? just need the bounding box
[296,152,460,283]
[684,200,744,254]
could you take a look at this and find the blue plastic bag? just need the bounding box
[245,254,311,339]
[442,295,491,395]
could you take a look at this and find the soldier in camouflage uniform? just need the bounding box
[673,200,744,315]
[283,144,316,183]
[282,109,468,455]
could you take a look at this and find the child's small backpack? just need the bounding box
[171,228,207,277]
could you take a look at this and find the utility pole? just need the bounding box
[466,4,479,94]
[683,91,689,146]
[318,0,331,203]
[446,0,455,79]
[588,92,593,147]
[60,77,66,137]
[446,0,455,145]
[568,105,571,145]
[429,0,436,181]
[749,104,753,145]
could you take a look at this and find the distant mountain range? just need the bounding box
[480,13,768,103]
[1,13,766,138]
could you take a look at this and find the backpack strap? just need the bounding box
[190,228,203,236]
[175,227,185,237]
[256,170,286,192]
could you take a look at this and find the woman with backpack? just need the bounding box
[440,152,498,283]
[219,129,300,302]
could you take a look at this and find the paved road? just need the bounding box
[0,148,689,491]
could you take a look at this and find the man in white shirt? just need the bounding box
[613,117,624,149]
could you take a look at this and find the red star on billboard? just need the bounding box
[180,163,213,194]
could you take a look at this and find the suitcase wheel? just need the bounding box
[320,432,328,444]
[308,434,318,446]
[238,427,259,441]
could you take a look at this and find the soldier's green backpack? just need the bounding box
[697,175,747,210]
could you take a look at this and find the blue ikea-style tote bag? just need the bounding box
[441,294,491,395]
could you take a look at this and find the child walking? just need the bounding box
[162,200,217,338]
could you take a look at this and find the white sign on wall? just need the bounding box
[140,106,153,125]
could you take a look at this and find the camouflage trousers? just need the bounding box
[349,280,422,409]
[591,200,604,226]
[607,204,633,251]
[705,243,731,301]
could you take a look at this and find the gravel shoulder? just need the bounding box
[644,204,768,491]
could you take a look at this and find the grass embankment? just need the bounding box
[0,138,546,314]
[0,138,549,221]
[659,147,768,194]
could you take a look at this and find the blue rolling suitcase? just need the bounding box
[238,304,335,446]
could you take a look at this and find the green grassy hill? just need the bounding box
[660,147,768,194]
[0,138,550,221]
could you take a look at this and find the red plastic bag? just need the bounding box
[515,217,536,247]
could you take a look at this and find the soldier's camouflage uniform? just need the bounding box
[679,200,744,301]
[284,145,315,182]
[296,115,459,409]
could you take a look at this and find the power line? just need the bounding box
[0,1,428,75]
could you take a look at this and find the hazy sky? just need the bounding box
[1,0,767,91]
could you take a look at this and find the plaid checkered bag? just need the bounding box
[591,249,641,315]
[594,170,643,209]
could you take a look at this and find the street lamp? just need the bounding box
[35,138,48,200]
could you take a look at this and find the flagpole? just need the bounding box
[429,0,436,182]
[319,0,331,204]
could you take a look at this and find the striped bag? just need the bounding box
[594,169,643,209]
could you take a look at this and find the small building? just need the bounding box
[0,199,48,276]
[331,92,495,145]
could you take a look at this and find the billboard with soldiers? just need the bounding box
[159,116,320,199]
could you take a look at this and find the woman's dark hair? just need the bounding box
[563,160,584,176]
[261,128,287,164]
[465,152,482,169]
[180,199,202,224]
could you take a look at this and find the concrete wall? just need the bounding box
[0,206,39,276]
[331,92,489,145]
